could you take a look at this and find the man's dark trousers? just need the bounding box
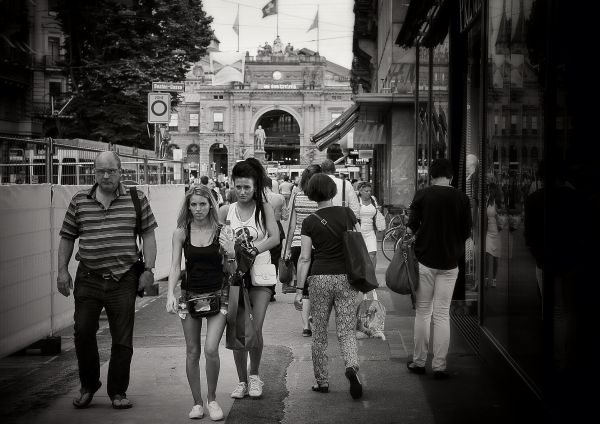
[73,265,137,398]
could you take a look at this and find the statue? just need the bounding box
[273,36,283,54]
[254,125,266,151]
[263,41,272,55]
[284,42,297,56]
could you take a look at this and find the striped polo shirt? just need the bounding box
[59,183,158,280]
[291,191,318,248]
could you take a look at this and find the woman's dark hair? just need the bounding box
[300,164,321,191]
[305,173,337,202]
[231,157,268,229]
[429,158,453,179]
[263,176,273,189]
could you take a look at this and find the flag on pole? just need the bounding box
[232,9,239,35]
[261,0,277,18]
[307,10,319,32]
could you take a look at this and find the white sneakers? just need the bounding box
[231,376,264,399]
[230,382,248,399]
[248,375,264,398]
[189,404,203,419]
[189,401,223,421]
[206,401,224,421]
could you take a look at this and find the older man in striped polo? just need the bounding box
[57,151,157,410]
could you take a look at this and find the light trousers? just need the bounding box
[412,263,459,371]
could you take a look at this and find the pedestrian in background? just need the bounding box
[321,159,361,218]
[165,185,230,420]
[264,176,289,302]
[57,151,157,410]
[218,157,280,399]
[357,181,379,269]
[294,173,363,399]
[279,175,294,206]
[405,158,472,379]
[283,164,321,336]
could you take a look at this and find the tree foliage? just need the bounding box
[55,0,213,147]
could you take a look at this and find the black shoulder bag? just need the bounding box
[130,187,146,297]
[312,208,378,293]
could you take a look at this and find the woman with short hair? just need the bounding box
[293,173,363,399]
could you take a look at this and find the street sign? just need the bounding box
[148,92,171,124]
[152,82,185,92]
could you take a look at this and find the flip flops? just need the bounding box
[73,381,102,409]
[111,394,133,409]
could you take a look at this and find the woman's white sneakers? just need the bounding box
[189,404,203,419]
[248,375,264,398]
[207,401,224,421]
[189,401,223,421]
[230,381,248,399]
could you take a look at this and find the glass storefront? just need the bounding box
[483,0,543,389]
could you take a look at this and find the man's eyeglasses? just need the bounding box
[94,168,120,176]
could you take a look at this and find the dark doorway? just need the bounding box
[257,110,300,165]
[209,143,228,177]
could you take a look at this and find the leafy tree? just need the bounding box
[55,0,213,148]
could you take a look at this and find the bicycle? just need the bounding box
[380,208,410,261]
[383,205,407,232]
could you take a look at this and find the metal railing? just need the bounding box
[0,136,185,185]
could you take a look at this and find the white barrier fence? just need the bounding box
[0,184,185,357]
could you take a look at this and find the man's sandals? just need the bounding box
[73,381,102,409]
[111,394,133,409]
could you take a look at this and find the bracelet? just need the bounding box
[251,247,260,256]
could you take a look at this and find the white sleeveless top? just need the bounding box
[226,202,271,264]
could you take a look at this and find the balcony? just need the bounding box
[44,55,65,70]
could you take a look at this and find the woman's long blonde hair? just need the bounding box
[177,184,220,234]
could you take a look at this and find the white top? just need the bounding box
[359,202,376,232]
[226,202,271,264]
[327,174,361,218]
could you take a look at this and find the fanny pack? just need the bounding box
[180,291,221,318]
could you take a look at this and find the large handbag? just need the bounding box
[225,279,258,350]
[385,236,419,308]
[371,196,386,232]
[313,208,379,294]
[278,258,295,284]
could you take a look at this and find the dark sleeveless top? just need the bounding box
[183,224,223,293]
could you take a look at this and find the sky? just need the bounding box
[202,0,355,69]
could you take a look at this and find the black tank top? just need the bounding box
[183,224,223,293]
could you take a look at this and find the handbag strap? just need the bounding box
[312,211,340,238]
[283,192,297,257]
[342,178,346,206]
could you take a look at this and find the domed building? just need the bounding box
[167,39,355,181]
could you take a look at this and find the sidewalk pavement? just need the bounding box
[0,250,542,424]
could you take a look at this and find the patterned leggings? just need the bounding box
[308,274,360,385]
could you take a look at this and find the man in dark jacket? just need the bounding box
[405,158,472,379]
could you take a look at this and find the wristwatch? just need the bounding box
[144,266,155,273]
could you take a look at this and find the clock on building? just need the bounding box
[272,71,282,80]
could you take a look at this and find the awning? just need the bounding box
[310,103,359,151]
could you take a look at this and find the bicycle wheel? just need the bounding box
[381,227,401,261]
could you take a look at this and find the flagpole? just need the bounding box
[317,5,319,54]
[237,3,240,52]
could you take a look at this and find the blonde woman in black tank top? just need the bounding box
[166,185,234,420]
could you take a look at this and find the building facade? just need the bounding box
[167,40,354,181]
[0,0,68,139]
[394,0,595,422]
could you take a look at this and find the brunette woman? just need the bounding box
[218,158,279,399]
